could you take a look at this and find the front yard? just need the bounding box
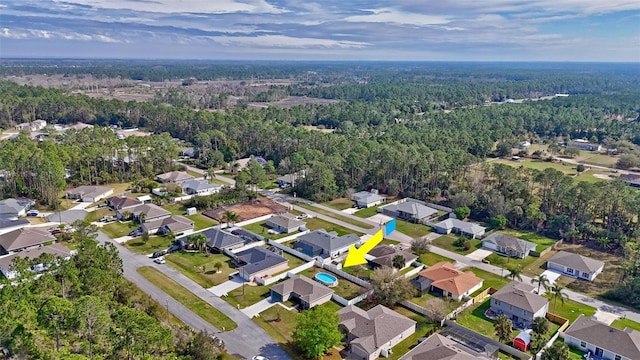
[125,235,172,255]
[224,283,273,308]
[610,317,640,332]
[101,221,139,238]
[165,251,237,288]
[353,206,381,218]
[419,252,454,266]
[322,198,355,210]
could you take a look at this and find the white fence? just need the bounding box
[332,289,374,306]
[234,214,273,228]
[403,263,426,279]
[319,263,372,288]
[267,240,315,262]
[272,230,310,244]
[255,260,316,286]
[228,241,267,254]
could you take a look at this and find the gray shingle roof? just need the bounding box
[0,243,71,276]
[491,281,548,313]
[396,201,438,219]
[65,185,112,199]
[399,333,490,360]
[564,314,640,359]
[483,233,536,254]
[235,247,288,277]
[130,203,171,220]
[0,218,29,230]
[0,198,33,215]
[156,171,194,183]
[295,229,360,253]
[339,304,416,354]
[0,227,56,253]
[144,215,194,233]
[266,213,305,230]
[181,179,221,193]
[271,275,334,304]
[352,191,385,205]
[107,196,142,209]
[202,227,244,250]
[368,245,418,268]
[436,218,486,235]
[548,251,605,274]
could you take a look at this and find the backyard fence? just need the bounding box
[535,313,570,360]
[403,263,426,279]
[228,241,266,254]
[267,240,315,262]
[234,214,273,227]
[271,230,310,244]
[255,260,316,286]
[333,289,374,306]
[443,320,533,360]
[471,287,498,305]
[320,263,372,288]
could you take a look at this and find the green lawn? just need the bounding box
[137,266,237,331]
[386,322,438,360]
[484,253,538,274]
[101,221,139,238]
[85,207,115,222]
[297,267,366,300]
[610,317,640,332]
[419,252,454,266]
[242,220,299,240]
[562,341,587,360]
[124,235,172,255]
[297,203,374,229]
[188,213,218,230]
[496,229,557,252]
[456,299,518,340]
[353,206,381,218]
[395,219,432,238]
[166,251,237,288]
[322,198,355,210]
[431,234,482,255]
[467,267,511,290]
[303,217,364,236]
[163,203,186,215]
[224,283,273,308]
[545,295,596,322]
[407,291,461,314]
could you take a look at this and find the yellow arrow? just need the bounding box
[343,230,384,267]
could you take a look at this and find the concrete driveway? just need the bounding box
[208,274,244,296]
[366,213,393,225]
[540,270,562,286]
[467,249,493,261]
[242,298,278,318]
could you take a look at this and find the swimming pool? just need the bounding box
[315,272,338,287]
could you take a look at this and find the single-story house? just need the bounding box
[0,243,72,279]
[563,314,640,360]
[202,227,246,251]
[106,196,142,211]
[434,218,486,239]
[180,147,197,158]
[142,215,194,235]
[0,227,56,255]
[351,190,385,208]
[339,304,416,360]
[234,246,288,282]
[516,141,531,149]
[567,140,602,152]
[277,172,303,188]
[64,185,114,203]
[265,213,305,234]
[270,275,334,309]
[399,333,492,360]
[156,171,194,184]
[230,155,268,171]
[0,198,35,218]
[411,262,483,301]
[0,218,29,235]
[294,229,361,259]
[124,203,171,223]
[482,233,537,259]
[379,198,439,222]
[181,179,222,196]
[620,174,640,188]
[547,251,605,281]
[368,245,418,271]
[490,281,549,328]
[15,119,47,132]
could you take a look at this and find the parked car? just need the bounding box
[100,216,116,223]
[26,210,40,217]
[129,229,142,237]
[51,229,63,235]
[252,356,268,360]
[151,250,167,258]
[153,257,166,264]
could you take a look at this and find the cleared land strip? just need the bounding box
[296,203,375,229]
[137,266,238,331]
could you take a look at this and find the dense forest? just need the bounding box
[0,222,226,359]
[1,62,640,309]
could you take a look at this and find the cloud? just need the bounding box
[210,34,370,48]
[52,0,289,14]
[1,27,120,42]
[344,7,450,26]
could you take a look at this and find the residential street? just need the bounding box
[95,231,291,360]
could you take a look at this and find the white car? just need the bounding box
[153,257,166,264]
[252,356,268,360]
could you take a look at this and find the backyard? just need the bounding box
[242,220,300,240]
[395,219,432,238]
[137,266,237,331]
[303,217,364,236]
[165,251,237,288]
[297,267,367,300]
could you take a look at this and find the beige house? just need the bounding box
[339,304,416,360]
[234,247,288,282]
[270,275,334,309]
[156,171,194,184]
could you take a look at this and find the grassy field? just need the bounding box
[162,203,217,230]
[419,252,454,266]
[166,251,236,288]
[610,317,640,332]
[545,295,596,323]
[242,220,299,240]
[297,267,365,300]
[101,221,139,238]
[85,207,115,222]
[395,219,432,238]
[297,203,374,229]
[353,206,381,218]
[254,302,345,360]
[431,234,482,255]
[137,266,237,331]
[578,153,618,167]
[322,198,355,210]
[467,267,511,290]
[303,217,364,236]
[493,159,605,183]
[125,235,172,255]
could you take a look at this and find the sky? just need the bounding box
[1,0,639,62]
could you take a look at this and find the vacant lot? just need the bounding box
[242,220,299,240]
[544,294,596,322]
[395,219,432,238]
[137,266,237,331]
[102,221,139,238]
[166,251,236,288]
[297,203,374,229]
[322,198,355,210]
[419,252,454,266]
[467,267,511,291]
[431,234,482,254]
[203,197,286,222]
[304,217,364,236]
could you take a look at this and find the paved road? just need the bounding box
[96,231,291,360]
